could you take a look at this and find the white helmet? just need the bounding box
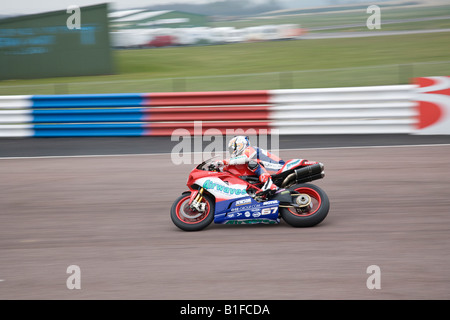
[228,136,250,158]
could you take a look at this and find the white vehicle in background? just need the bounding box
[226,28,247,43]
[209,27,238,44]
[110,29,154,48]
[243,24,302,42]
[174,27,215,46]
[244,25,280,41]
[277,24,306,39]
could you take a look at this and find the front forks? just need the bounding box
[189,188,206,212]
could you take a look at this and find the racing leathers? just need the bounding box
[222,146,285,192]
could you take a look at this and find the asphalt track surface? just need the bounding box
[2,134,450,158]
[1,135,450,300]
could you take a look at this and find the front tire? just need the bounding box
[280,183,330,227]
[170,193,215,231]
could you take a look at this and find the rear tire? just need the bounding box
[170,193,214,231]
[280,183,329,227]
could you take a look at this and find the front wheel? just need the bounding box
[280,183,330,227]
[170,193,215,231]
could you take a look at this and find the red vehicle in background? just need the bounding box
[147,35,174,47]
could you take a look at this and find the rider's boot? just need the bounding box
[256,174,279,199]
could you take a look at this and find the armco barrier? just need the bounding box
[269,85,416,134]
[0,78,448,137]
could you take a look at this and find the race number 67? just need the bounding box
[261,207,278,215]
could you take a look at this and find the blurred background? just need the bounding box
[1,1,450,301]
[1,0,449,94]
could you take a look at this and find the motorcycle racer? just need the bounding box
[215,136,285,194]
[171,137,329,231]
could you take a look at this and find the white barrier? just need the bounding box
[0,98,33,136]
[0,95,32,109]
[0,110,32,124]
[269,85,417,134]
[0,124,33,137]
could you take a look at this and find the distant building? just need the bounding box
[109,10,210,30]
[0,3,114,80]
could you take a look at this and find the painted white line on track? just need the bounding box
[1,143,450,160]
[280,143,450,152]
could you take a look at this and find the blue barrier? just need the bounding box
[32,108,146,122]
[33,123,148,137]
[29,94,149,136]
[31,93,146,108]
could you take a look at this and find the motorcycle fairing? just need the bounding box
[186,157,313,225]
[214,197,280,225]
[191,175,280,225]
[195,176,249,200]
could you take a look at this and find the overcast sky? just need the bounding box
[2,0,333,16]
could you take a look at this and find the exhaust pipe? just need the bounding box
[281,163,324,187]
[294,163,323,179]
[296,172,325,184]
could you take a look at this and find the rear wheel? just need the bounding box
[280,183,330,227]
[170,193,214,231]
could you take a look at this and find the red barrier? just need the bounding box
[143,90,272,136]
[145,90,269,106]
[145,106,269,121]
[145,121,271,136]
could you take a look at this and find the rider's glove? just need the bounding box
[213,160,225,170]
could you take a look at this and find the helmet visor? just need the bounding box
[229,144,236,157]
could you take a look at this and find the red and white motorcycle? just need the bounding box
[171,156,330,231]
